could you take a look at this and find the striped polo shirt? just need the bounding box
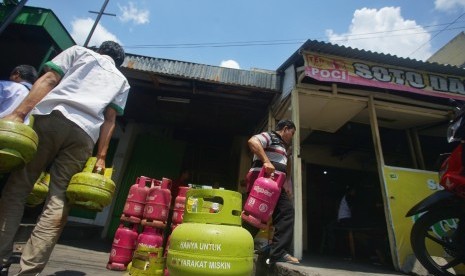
[250,131,288,173]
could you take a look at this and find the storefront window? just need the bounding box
[379,128,414,168]
[419,134,454,171]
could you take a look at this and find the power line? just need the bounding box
[123,20,465,50]
[407,13,465,57]
[126,40,305,49]
[331,26,464,43]
[322,21,464,40]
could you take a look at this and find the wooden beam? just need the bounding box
[297,83,451,112]
[406,129,419,169]
[149,73,160,87]
[331,83,338,95]
[291,88,303,259]
[411,128,426,169]
[368,96,399,270]
[267,110,273,131]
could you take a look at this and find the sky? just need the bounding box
[25,0,465,71]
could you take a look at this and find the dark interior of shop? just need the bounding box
[302,119,453,265]
[115,67,278,190]
[307,163,385,257]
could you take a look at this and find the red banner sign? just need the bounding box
[304,53,465,100]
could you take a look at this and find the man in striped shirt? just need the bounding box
[244,119,299,265]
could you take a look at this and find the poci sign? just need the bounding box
[309,67,348,80]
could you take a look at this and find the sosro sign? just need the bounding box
[304,53,465,100]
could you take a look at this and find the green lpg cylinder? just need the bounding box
[0,119,38,172]
[66,157,115,211]
[167,189,254,276]
[128,246,165,276]
[26,172,50,207]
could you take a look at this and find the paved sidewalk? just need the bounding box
[6,239,405,276]
[8,241,124,276]
[271,256,404,276]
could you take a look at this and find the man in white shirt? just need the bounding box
[337,184,357,226]
[0,41,130,276]
[0,65,38,123]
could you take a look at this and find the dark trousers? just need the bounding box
[243,189,295,261]
[0,111,94,273]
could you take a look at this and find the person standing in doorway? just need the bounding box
[337,184,359,227]
[243,119,300,265]
[0,41,130,276]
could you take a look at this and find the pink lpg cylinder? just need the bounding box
[121,176,151,224]
[142,178,172,228]
[137,226,164,249]
[170,186,189,229]
[107,223,139,271]
[241,167,286,229]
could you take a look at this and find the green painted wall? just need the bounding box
[107,134,185,240]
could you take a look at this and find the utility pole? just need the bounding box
[83,0,116,47]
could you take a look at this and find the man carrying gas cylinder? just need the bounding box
[0,41,130,276]
[242,119,300,265]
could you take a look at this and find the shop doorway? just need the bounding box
[306,164,390,264]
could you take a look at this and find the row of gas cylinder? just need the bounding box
[107,175,190,275]
[106,166,286,276]
[108,222,168,275]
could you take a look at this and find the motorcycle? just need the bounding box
[406,102,465,276]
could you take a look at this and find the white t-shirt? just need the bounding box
[32,45,130,142]
[337,195,352,221]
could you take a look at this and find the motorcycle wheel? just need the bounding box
[411,208,465,276]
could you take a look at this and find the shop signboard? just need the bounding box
[304,52,465,101]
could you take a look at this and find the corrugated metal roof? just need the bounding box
[278,39,465,77]
[123,54,279,91]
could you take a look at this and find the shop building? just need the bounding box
[274,39,465,270]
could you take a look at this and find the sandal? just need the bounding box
[266,253,301,265]
[1,264,9,276]
[277,253,300,264]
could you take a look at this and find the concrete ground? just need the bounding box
[253,252,404,276]
[5,222,406,275]
[6,239,405,276]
